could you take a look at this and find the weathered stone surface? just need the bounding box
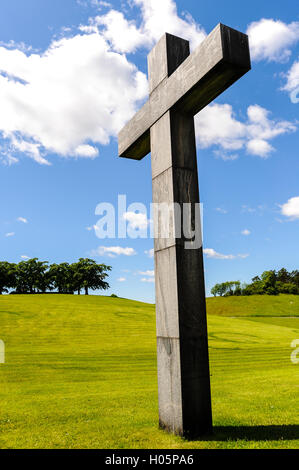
[148,33,190,94]
[151,105,212,437]
[151,107,200,253]
[155,246,179,338]
[150,111,172,179]
[118,22,250,438]
[118,23,250,160]
[151,170,176,251]
[156,337,182,434]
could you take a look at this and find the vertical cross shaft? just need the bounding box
[149,34,212,438]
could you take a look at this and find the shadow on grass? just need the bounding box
[202,425,299,441]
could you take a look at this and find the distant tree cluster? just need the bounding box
[211,268,299,297]
[211,281,241,297]
[0,258,111,295]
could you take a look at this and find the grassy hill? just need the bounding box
[0,294,298,449]
[206,294,299,317]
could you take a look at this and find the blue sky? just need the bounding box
[0,0,298,302]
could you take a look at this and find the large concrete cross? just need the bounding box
[118,24,251,438]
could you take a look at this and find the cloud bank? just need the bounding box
[247,19,299,62]
[281,196,299,220]
[195,103,296,159]
[203,248,249,260]
[0,1,297,165]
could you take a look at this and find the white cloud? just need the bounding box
[203,248,249,260]
[145,248,154,258]
[0,152,19,165]
[195,103,296,159]
[241,229,251,236]
[17,217,28,223]
[92,0,112,7]
[241,205,256,213]
[92,246,137,257]
[138,270,154,277]
[10,136,50,165]
[74,145,99,158]
[5,232,15,237]
[77,0,112,9]
[21,255,30,260]
[141,277,155,283]
[117,277,126,282]
[213,152,239,161]
[0,40,34,54]
[138,269,155,284]
[196,104,245,151]
[1,4,296,166]
[203,248,235,260]
[96,0,206,53]
[94,10,150,53]
[247,19,299,62]
[215,208,228,214]
[0,30,147,164]
[280,196,299,220]
[282,59,299,102]
[246,139,274,157]
[123,211,150,230]
[98,1,112,7]
[135,0,206,50]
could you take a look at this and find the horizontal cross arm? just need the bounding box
[118,23,250,160]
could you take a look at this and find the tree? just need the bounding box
[277,281,298,295]
[0,258,112,295]
[211,284,219,297]
[0,262,16,294]
[211,281,240,297]
[15,258,49,294]
[224,281,241,296]
[72,258,111,295]
[260,270,278,295]
[290,270,299,289]
[276,268,290,284]
[244,276,264,295]
[48,263,74,294]
[212,268,299,297]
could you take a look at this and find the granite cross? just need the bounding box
[118,23,251,438]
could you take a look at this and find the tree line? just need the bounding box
[0,258,111,295]
[211,268,299,297]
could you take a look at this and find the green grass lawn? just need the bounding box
[0,294,298,449]
[206,293,299,317]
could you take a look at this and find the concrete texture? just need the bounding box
[151,103,212,437]
[118,23,251,160]
[118,24,251,438]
